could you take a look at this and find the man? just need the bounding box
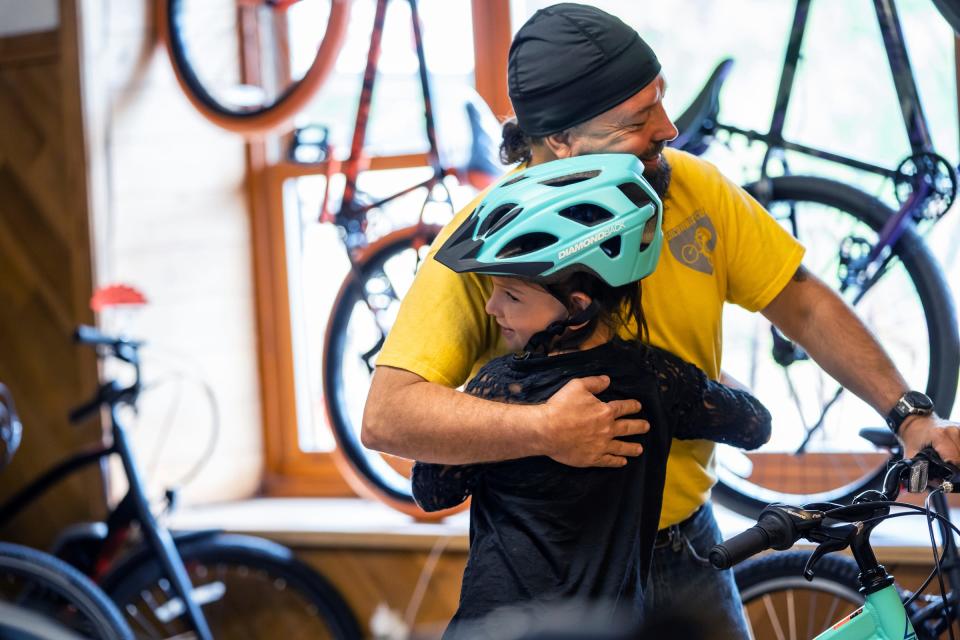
[362,3,960,634]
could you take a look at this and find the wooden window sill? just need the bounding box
[170,498,957,565]
[168,497,470,551]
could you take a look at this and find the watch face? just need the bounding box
[903,391,935,412]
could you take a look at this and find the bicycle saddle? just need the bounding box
[669,58,734,157]
[858,426,898,450]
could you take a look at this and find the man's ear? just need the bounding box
[543,130,574,159]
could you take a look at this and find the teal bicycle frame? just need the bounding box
[816,585,916,640]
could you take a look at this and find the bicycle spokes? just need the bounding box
[716,178,950,512]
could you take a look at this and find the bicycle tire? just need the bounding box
[0,542,133,640]
[0,601,88,640]
[322,224,469,520]
[713,175,960,518]
[103,532,360,639]
[158,0,351,135]
[735,550,864,639]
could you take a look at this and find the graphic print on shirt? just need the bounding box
[666,210,717,275]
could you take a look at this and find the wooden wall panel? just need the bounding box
[0,1,105,547]
[293,546,467,637]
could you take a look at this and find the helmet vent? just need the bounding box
[600,236,622,258]
[639,217,658,251]
[486,207,523,236]
[558,203,614,227]
[539,170,601,187]
[478,204,519,237]
[617,182,653,208]
[497,233,558,259]
[500,174,529,188]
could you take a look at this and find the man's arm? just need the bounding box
[362,365,649,467]
[761,265,960,460]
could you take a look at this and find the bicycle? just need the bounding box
[160,0,499,519]
[670,0,960,517]
[0,384,134,640]
[713,443,960,639]
[0,329,361,639]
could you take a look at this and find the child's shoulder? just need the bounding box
[606,339,705,383]
[607,338,678,366]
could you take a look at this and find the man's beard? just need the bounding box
[642,154,671,200]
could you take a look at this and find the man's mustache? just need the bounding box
[640,142,667,163]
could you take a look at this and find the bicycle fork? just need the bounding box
[110,404,213,640]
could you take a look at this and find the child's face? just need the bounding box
[486,277,568,350]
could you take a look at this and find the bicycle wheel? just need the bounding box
[0,542,133,640]
[323,224,468,520]
[158,0,351,135]
[714,175,960,517]
[103,533,360,639]
[736,551,864,639]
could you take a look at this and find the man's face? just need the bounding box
[559,74,678,196]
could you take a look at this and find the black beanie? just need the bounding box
[508,3,661,137]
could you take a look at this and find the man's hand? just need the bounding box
[900,414,960,462]
[537,375,649,468]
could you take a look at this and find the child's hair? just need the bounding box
[544,271,648,350]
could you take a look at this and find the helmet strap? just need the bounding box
[521,300,600,356]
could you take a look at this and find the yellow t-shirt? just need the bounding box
[377,148,805,529]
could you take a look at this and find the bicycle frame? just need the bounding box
[713,0,950,294]
[721,0,935,180]
[324,0,452,254]
[816,584,916,639]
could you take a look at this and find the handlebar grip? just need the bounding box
[709,525,771,569]
[74,325,115,346]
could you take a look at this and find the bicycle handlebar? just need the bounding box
[710,447,960,570]
[710,505,824,570]
[69,327,143,422]
[74,325,118,347]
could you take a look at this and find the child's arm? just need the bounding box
[411,461,481,512]
[653,349,772,450]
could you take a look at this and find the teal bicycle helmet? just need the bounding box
[435,153,663,287]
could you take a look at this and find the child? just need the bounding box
[413,154,771,636]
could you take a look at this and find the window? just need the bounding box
[253,0,512,494]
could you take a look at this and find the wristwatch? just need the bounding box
[885,390,935,435]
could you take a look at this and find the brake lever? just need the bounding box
[803,525,857,580]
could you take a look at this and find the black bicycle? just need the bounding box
[0,329,361,639]
[716,440,960,639]
[671,0,960,517]
[0,384,134,640]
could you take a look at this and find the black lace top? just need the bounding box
[412,339,771,634]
